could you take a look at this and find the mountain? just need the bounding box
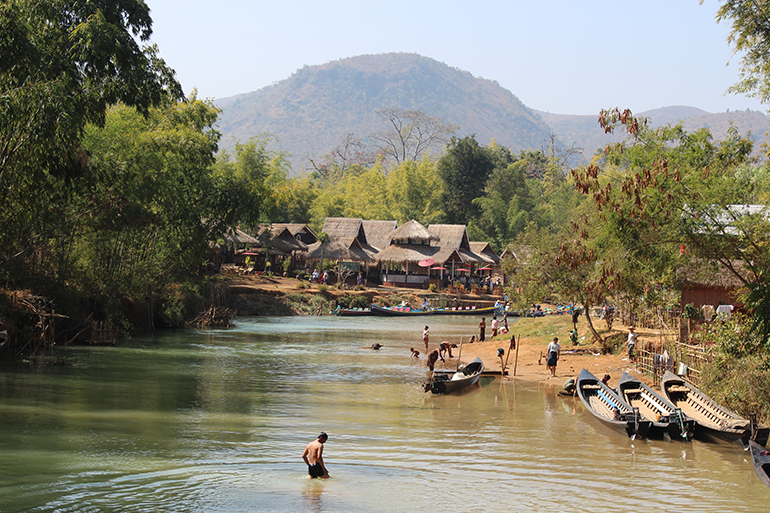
[215,52,770,172]
[215,53,553,173]
[537,106,770,162]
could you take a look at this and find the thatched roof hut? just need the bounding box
[221,228,259,245]
[321,217,370,245]
[470,242,501,264]
[428,224,484,265]
[676,260,746,309]
[306,237,376,262]
[267,223,318,245]
[389,219,440,245]
[362,220,398,250]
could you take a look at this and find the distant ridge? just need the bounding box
[536,106,769,161]
[215,53,553,173]
[215,52,770,172]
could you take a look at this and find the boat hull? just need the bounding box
[426,357,484,394]
[371,305,500,317]
[750,440,770,490]
[617,372,696,441]
[660,370,749,446]
[577,368,651,439]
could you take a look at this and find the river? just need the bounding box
[0,315,767,512]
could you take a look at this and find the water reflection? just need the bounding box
[0,315,768,512]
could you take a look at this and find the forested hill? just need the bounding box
[215,53,552,173]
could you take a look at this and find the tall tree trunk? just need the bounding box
[584,303,603,344]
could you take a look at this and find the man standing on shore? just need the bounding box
[422,326,430,352]
[478,317,486,341]
[302,432,330,479]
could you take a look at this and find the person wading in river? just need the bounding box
[303,432,330,479]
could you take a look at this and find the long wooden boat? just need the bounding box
[576,368,651,439]
[432,306,500,316]
[749,440,770,490]
[334,307,372,316]
[617,372,696,441]
[660,370,750,445]
[370,304,500,317]
[424,357,484,394]
[370,304,436,316]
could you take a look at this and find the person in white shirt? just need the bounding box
[627,326,638,361]
[546,337,560,377]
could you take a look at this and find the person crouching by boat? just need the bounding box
[302,432,330,479]
[546,337,560,377]
[422,326,430,352]
[439,341,455,359]
[559,378,577,397]
[427,349,443,371]
[601,374,611,386]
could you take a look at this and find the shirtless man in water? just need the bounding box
[302,432,330,479]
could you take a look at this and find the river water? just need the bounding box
[0,315,767,512]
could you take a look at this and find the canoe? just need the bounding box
[432,306,500,316]
[660,370,749,445]
[617,372,696,441]
[425,357,484,394]
[576,368,651,439]
[371,304,500,316]
[749,440,770,490]
[370,304,436,316]
[335,307,372,316]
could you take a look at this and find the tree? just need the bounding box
[78,95,221,300]
[309,133,378,185]
[0,0,181,283]
[437,135,495,224]
[371,108,457,165]
[709,0,770,103]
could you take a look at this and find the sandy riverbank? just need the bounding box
[223,275,663,386]
[425,314,666,388]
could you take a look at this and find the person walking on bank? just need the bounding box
[627,326,638,362]
[491,316,499,338]
[302,432,330,479]
[478,317,486,341]
[422,326,430,352]
[546,337,560,377]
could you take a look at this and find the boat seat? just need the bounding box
[597,389,622,411]
[640,391,669,415]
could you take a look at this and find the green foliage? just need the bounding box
[337,294,369,309]
[713,0,770,104]
[683,303,703,320]
[438,135,495,224]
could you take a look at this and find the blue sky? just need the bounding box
[147,0,766,115]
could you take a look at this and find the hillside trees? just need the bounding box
[372,108,458,165]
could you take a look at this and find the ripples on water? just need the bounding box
[0,315,767,512]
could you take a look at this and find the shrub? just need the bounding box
[428,283,437,292]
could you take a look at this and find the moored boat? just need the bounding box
[617,372,696,441]
[370,304,500,316]
[334,307,373,316]
[749,440,770,490]
[576,368,651,439]
[660,370,749,445]
[424,357,484,394]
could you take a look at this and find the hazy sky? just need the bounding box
[147,0,767,115]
